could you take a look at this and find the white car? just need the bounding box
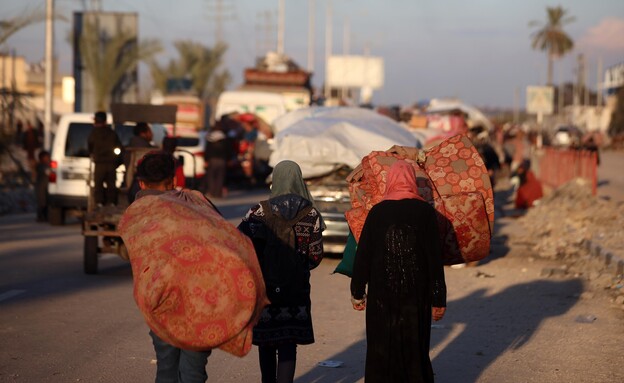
[551,126,582,148]
[48,113,131,225]
[47,116,206,225]
[153,127,206,189]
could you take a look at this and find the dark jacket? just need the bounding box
[204,131,230,161]
[88,125,122,164]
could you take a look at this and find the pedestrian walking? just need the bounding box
[350,160,447,383]
[87,111,122,206]
[238,160,324,383]
[34,150,51,222]
[22,121,40,176]
[122,152,212,382]
[203,122,230,198]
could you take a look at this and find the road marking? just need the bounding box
[0,290,26,302]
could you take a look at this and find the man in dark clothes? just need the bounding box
[203,123,230,198]
[87,111,122,206]
[130,151,213,382]
[350,160,447,383]
[125,122,155,204]
[22,122,40,176]
[35,150,51,222]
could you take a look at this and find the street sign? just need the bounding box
[526,86,554,115]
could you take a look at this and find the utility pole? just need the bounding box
[256,10,275,57]
[205,0,235,45]
[584,58,589,107]
[341,17,350,101]
[307,0,315,72]
[9,49,15,135]
[513,87,520,123]
[576,53,585,106]
[597,57,603,107]
[324,0,332,102]
[277,0,285,55]
[91,0,102,12]
[44,0,55,151]
[342,17,350,55]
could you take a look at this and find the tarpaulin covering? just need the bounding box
[270,107,421,179]
[345,134,494,265]
[118,189,268,355]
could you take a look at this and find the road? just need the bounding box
[1,170,623,382]
[596,149,624,203]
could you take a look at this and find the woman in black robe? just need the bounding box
[350,160,447,383]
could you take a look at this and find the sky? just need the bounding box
[2,0,624,109]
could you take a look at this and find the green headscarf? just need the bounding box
[270,160,315,202]
[269,160,326,229]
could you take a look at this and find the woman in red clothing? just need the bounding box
[514,160,543,209]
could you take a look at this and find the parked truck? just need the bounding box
[215,52,312,125]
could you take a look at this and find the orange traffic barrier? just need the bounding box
[538,148,598,195]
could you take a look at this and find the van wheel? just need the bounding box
[84,236,99,274]
[48,206,65,226]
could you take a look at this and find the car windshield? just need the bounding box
[175,136,200,147]
[64,123,135,158]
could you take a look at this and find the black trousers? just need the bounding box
[93,162,117,205]
[258,343,297,383]
[204,158,226,198]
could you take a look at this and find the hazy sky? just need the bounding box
[3,0,624,109]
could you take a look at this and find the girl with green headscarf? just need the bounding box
[238,160,324,383]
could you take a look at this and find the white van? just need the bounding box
[47,113,133,225]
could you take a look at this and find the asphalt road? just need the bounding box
[1,171,623,382]
[596,149,624,203]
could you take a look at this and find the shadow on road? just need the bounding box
[295,339,366,383]
[431,278,583,382]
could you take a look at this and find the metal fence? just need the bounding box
[538,147,598,195]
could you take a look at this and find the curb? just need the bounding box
[583,239,624,277]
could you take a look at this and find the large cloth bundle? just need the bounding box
[345,134,494,265]
[118,190,268,356]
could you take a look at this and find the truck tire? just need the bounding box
[48,206,65,226]
[84,236,98,274]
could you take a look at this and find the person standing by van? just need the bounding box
[87,111,122,207]
[35,150,51,222]
[203,122,230,198]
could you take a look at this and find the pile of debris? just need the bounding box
[514,178,623,306]
[516,178,624,260]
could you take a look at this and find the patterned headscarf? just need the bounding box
[383,160,425,201]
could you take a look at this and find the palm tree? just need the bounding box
[530,6,575,86]
[150,40,231,100]
[79,16,162,110]
[0,7,47,46]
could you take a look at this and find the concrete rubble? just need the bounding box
[512,178,624,308]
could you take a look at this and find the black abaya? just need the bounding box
[351,199,447,383]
